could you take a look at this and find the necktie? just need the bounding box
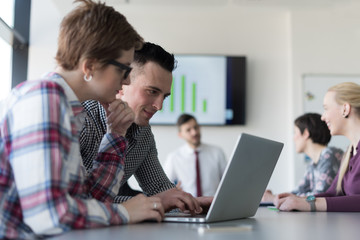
[195,150,202,197]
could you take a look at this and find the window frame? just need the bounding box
[0,0,31,88]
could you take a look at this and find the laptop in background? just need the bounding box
[163,133,283,223]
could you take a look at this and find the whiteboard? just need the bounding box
[303,74,360,151]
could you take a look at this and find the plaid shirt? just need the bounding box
[80,100,175,202]
[0,73,129,239]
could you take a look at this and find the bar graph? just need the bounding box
[150,55,226,125]
[192,82,197,112]
[167,75,207,113]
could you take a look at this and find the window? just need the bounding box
[0,0,15,101]
[0,38,12,101]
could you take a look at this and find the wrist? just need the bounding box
[118,204,130,224]
[315,197,327,211]
[306,195,316,212]
[106,127,126,137]
[111,131,126,137]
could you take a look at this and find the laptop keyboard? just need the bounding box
[165,209,207,218]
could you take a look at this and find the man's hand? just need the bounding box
[122,194,164,223]
[195,196,213,213]
[101,100,134,137]
[154,188,203,214]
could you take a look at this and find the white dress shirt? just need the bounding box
[164,143,227,197]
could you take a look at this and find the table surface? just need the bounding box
[51,207,360,240]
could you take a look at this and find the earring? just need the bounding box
[343,113,349,118]
[84,74,93,82]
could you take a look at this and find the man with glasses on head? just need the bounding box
[80,42,210,214]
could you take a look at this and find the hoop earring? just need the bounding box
[84,74,93,82]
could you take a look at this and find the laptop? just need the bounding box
[163,133,283,223]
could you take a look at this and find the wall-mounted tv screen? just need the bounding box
[149,55,246,125]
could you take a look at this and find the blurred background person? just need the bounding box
[164,113,227,197]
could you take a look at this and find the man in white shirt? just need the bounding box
[164,114,227,197]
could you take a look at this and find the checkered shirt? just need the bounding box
[80,100,175,202]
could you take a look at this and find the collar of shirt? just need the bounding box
[42,72,82,111]
[350,139,360,160]
[43,72,87,127]
[182,143,204,155]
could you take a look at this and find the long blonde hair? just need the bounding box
[327,82,360,193]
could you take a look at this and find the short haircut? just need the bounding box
[294,113,331,145]
[133,42,176,72]
[56,0,143,70]
[177,113,197,129]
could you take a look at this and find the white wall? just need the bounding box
[124,6,293,192]
[290,3,360,181]
[28,0,360,194]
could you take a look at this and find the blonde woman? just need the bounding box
[275,82,360,212]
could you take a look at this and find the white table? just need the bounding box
[51,207,360,240]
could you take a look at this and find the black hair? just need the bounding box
[294,113,331,145]
[177,113,196,128]
[134,42,176,72]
